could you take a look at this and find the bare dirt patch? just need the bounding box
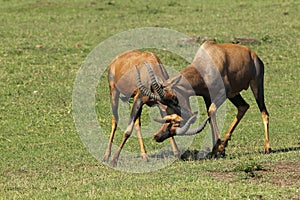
[206,161,300,187]
[260,161,300,187]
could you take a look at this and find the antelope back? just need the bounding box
[108,50,169,97]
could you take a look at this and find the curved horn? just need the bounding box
[135,66,161,101]
[175,114,197,135]
[143,61,166,98]
[175,115,210,136]
[179,116,210,136]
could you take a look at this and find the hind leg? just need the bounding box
[250,79,271,153]
[103,82,120,162]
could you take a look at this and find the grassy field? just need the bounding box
[1,0,300,199]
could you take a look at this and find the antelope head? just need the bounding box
[136,62,209,142]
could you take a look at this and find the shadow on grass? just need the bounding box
[180,149,210,161]
[145,149,210,161]
[180,145,300,161]
[271,146,300,154]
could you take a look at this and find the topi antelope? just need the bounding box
[103,50,180,166]
[138,41,271,157]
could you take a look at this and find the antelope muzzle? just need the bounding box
[153,113,199,142]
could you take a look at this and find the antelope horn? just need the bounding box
[175,115,209,136]
[135,66,161,101]
[175,114,197,135]
[143,61,166,98]
[179,116,210,136]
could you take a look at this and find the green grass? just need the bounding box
[1,0,300,199]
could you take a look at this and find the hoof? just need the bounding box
[210,139,223,157]
[110,159,118,167]
[142,153,150,162]
[264,147,272,154]
[203,138,227,159]
[173,151,180,158]
[102,154,110,162]
[110,154,119,167]
[218,149,226,158]
[206,151,226,159]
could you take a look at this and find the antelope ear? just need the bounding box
[163,75,182,88]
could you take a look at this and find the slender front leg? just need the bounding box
[135,116,149,161]
[110,97,143,167]
[208,103,222,156]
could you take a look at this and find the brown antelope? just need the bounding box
[138,41,271,157]
[103,50,180,166]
